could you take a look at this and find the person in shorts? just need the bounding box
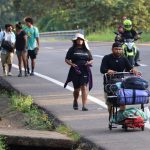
[64,33,93,111]
[24,17,40,76]
[15,22,28,77]
[0,24,15,76]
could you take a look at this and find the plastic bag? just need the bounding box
[144,107,150,123]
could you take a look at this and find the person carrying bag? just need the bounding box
[1,32,15,53]
[0,24,16,76]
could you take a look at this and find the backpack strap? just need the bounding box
[3,31,5,39]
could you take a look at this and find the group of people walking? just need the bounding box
[0,16,140,112]
[64,16,140,112]
[0,16,40,77]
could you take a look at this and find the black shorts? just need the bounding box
[72,74,88,89]
[28,49,37,59]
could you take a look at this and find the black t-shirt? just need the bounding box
[121,29,137,40]
[100,53,132,74]
[15,30,26,51]
[66,47,93,66]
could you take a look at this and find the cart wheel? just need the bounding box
[141,126,144,131]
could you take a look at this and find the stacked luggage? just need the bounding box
[104,72,150,131]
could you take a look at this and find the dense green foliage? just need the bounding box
[0,0,150,34]
[0,136,6,150]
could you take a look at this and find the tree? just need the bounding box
[0,0,15,28]
[0,0,150,32]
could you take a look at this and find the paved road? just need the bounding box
[1,40,150,150]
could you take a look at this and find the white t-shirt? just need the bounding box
[0,31,15,43]
[0,31,16,53]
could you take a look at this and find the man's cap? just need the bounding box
[112,42,122,48]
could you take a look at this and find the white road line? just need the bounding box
[44,47,54,49]
[35,74,107,108]
[93,55,103,58]
[35,72,107,109]
[12,64,150,129]
[139,64,148,67]
[12,64,107,109]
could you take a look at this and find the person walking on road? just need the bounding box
[100,42,138,113]
[64,33,93,111]
[24,17,40,76]
[15,22,28,77]
[0,24,15,76]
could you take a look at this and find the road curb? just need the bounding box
[0,76,102,150]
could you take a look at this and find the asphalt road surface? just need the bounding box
[25,39,150,103]
[7,39,150,150]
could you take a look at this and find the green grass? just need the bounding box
[139,33,150,42]
[10,92,81,141]
[0,91,81,148]
[24,106,53,130]
[0,136,6,150]
[56,125,80,141]
[86,29,150,42]
[40,28,150,43]
[86,29,115,42]
[10,94,33,112]
[10,92,81,140]
[10,93,53,130]
[0,91,80,142]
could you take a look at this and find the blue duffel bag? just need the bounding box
[117,88,150,105]
[121,76,149,90]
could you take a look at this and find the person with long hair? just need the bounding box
[15,22,28,77]
[64,33,93,111]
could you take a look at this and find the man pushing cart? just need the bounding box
[100,42,150,131]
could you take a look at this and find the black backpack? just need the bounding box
[121,76,148,90]
[1,32,14,52]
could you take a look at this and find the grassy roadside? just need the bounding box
[0,90,80,149]
[86,30,150,42]
[40,30,150,43]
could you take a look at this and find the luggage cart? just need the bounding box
[104,72,149,131]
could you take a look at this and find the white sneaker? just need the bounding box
[8,72,12,76]
[3,70,7,76]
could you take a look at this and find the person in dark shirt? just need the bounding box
[64,33,93,111]
[117,16,127,35]
[120,19,141,66]
[15,22,28,77]
[100,42,138,112]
